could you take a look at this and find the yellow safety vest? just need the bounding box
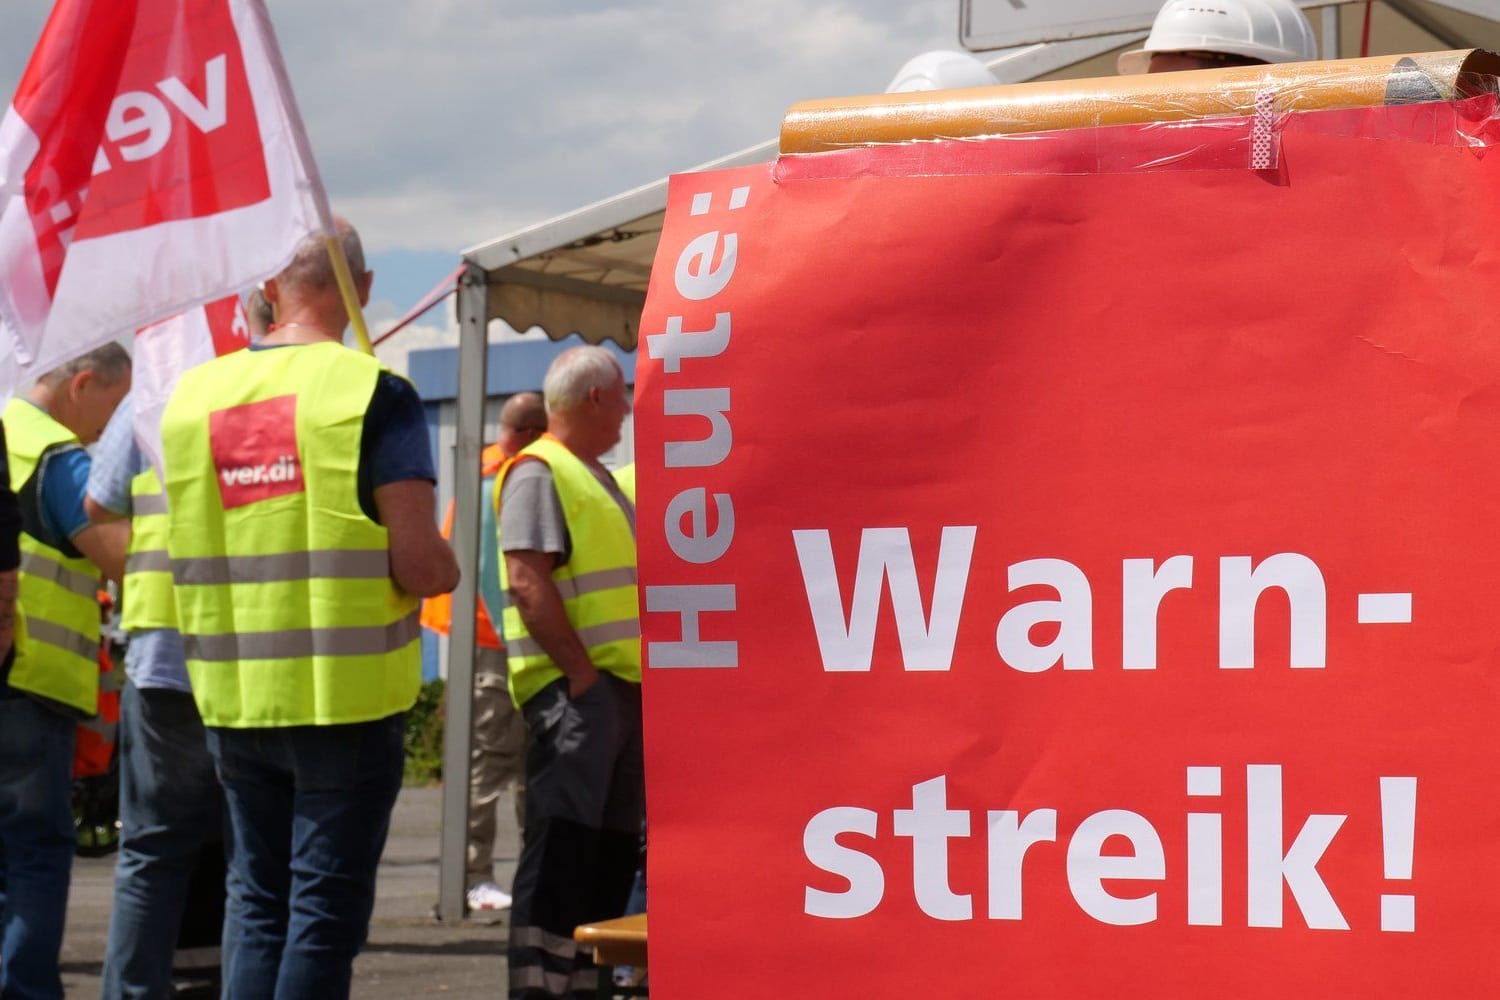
[2,397,100,716]
[494,436,640,707]
[160,342,421,728]
[613,462,636,504]
[121,466,175,632]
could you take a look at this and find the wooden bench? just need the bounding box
[574,912,648,998]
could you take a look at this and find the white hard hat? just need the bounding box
[886,50,1000,94]
[1117,0,1317,75]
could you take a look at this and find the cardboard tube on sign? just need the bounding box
[779,50,1500,154]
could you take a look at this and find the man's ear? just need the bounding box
[69,368,95,400]
[357,269,374,307]
[263,277,281,306]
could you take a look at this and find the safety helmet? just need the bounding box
[886,50,1001,94]
[1117,0,1317,75]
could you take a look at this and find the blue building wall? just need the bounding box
[407,335,636,403]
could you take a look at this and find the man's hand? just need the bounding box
[505,549,599,699]
[568,663,601,699]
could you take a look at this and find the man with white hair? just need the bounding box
[1118,0,1317,75]
[495,346,641,999]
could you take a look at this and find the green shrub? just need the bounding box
[403,678,446,785]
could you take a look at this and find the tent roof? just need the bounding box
[460,1,1500,350]
[461,141,775,348]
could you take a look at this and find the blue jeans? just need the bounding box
[0,697,76,1000]
[102,684,225,999]
[206,715,405,1000]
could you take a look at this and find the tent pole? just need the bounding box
[1323,6,1342,60]
[437,263,490,922]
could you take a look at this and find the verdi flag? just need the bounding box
[132,294,251,471]
[0,0,325,398]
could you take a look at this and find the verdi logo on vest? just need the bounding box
[209,394,305,509]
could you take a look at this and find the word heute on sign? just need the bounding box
[640,185,753,669]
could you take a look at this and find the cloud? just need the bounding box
[259,0,956,252]
[1,1,957,257]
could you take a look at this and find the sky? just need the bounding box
[0,1,966,370]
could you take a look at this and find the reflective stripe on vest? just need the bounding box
[122,467,176,632]
[3,397,101,716]
[495,436,640,707]
[161,342,420,728]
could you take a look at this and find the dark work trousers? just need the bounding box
[102,683,226,999]
[508,673,644,1000]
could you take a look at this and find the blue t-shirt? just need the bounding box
[27,403,93,545]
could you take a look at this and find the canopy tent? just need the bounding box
[433,2,1500,921]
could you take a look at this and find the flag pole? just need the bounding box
[247,0,374,354]
[323,232,374,354]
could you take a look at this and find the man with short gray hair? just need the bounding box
[1,343,131,999]
[496,346,641,999]
[160,218,457,998]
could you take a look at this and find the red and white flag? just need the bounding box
[0,0,326,398]
[132,294,251,471]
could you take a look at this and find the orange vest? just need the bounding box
[420,442,507,648]
[74,593,119,779]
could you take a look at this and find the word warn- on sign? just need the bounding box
[634,96,1500,997]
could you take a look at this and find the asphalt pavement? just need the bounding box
[59,785,518,998]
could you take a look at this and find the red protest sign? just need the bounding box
[635,95,1500,997]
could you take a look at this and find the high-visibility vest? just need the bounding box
[613,462,636,503]
[3,397,100,716]
[494,435,640,707]
[160,342,421,728]
[121,466,175,632]
[420,442,507,648]
[75,618,123,779]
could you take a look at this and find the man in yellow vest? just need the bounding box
[496,346,641,1000]
[1,344,131,1000]
[160,219,458,998]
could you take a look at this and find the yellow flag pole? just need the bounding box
[322,233,374,355]
[246,0,374,355]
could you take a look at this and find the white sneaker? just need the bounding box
[466,881,513,912]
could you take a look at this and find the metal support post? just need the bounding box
[437,263,490,922]
[1322,6,1342,60]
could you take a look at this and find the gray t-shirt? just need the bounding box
[499,459,635,567]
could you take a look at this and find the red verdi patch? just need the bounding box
[209,394,304,509]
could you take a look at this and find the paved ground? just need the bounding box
[59,785,519,998]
